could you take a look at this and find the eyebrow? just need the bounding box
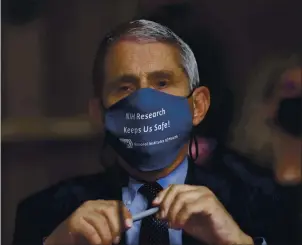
[108,70,176,86]
[104,75,138,92]
[113,74,139,84]
[147,70,174,80]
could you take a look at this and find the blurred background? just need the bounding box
[2,0,302,244]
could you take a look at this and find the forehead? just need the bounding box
[103,40,182,79]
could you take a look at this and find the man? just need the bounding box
[13,20,288,245]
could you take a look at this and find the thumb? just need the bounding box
[121,204,133,230]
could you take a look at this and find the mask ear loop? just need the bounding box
[188,88,199,162]
[186,89,195,99]
[189,129,199,162]
[99,97,108,150]
[100,101,111,167]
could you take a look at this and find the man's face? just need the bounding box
[90,39,209,179]
[101,40,190,108]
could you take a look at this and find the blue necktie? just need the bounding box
[138,182,170,245]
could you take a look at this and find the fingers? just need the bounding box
[153,185,214,229]
[100,201,132,244]
[70,215,101,245]
[153,184,172,205]
[82,212,112,245]
[153,185,199,217]
[69,200,132,245]
[154,185,175,217]
[176,199,204,228]
[167,190,201,227]
[121,201,133,229]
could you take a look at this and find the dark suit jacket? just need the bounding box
[12,146,300,245]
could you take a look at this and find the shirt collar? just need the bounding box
[127,157,189,201]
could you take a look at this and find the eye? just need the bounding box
[118,85,132,92]
[156,80,168,89]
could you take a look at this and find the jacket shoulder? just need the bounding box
[193,146,276,190]
[13,172,109,245]
[19,172,107,211]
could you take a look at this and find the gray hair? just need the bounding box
[93,19,199,96]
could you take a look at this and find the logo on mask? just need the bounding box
[119,138,133,149]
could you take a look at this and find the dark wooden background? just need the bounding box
[2,0,301,244]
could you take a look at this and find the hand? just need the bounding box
[44,200,132,245]
[153,185,254,245]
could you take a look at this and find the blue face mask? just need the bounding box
[104,88,193,171]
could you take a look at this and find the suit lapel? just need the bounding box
[105,164,128,245]
[103,164,128,200]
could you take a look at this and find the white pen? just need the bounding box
[132,207,159,222]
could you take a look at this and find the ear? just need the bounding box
[192,86,210,126]
[88,98,104,130]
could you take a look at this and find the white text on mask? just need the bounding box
[125,108,166,120]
